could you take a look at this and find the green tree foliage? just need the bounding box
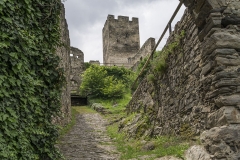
[0,0,63,159]
[83,62,92,70]
[80,65,134,98]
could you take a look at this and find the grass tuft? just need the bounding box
[59,107,78,138]
[107,124,189,159]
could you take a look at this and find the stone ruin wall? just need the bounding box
[125,0,240,159]
[89,60,100,65]
[130,38,155,71]
[103,15,140,68]
[54,4,71,125]
[70,47,84,95]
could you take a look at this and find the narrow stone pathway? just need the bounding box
[58,111,119,160]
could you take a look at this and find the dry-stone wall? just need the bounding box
[54,4,71,125]
[70,47,84,95]
[89,60,100,65]
[124,0,240,159]
[130,38,155,71]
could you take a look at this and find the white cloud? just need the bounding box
[64,0,186,63]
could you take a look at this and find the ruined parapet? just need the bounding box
[124,0,240,159]
[129,38,155,71]
[103,15,140,68]
[55,3,71,125]
[70,47,84,95]
[89,60,100,65]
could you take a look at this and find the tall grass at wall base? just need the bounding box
[58,107,78,137]
[107,124,189,160]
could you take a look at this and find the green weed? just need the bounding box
[59,108,78,138]
[107,124,189,159]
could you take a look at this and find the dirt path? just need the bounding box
[58,108,119,160]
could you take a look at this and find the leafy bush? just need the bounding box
[84,62,92,70]
[80,65,107,97]
[80,65,134,98]
[102,76,125,98]
[0,0,63,159]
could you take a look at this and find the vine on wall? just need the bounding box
[0,0,64,159]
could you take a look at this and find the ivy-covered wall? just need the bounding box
[0,0,65,159]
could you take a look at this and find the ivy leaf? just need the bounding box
[0,41,9,48]
[1,33,8,39]
[9,52,17,59]
[17,63,22,70]
[24,0,30,4]
[6,107,17,118]
[0,113,8,121]
[2,17,12,24]
[8,78,16,86]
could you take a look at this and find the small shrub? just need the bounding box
[147,73,155,84]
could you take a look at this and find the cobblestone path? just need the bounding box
[58,112,119,160]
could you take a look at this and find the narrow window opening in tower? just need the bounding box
[117,39,119,42]
[126,33,129,38]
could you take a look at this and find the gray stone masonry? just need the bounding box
[54,3,71,126]
[103,15,140,68]
[123,0,240,159]
[89,60,100,65]
[70,47,84,95]
[130,37,155,71]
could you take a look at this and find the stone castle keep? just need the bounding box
[103,15,155,68]
[64,14,156,97]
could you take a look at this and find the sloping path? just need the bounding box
[58,107,119,160]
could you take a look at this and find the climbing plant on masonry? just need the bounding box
[0,0,64,159]
[136,30,185,84]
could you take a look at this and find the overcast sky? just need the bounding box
[63,0,186,63]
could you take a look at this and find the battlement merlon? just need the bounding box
[107,14,115,20]
[107,14,138,22]
[132,17,138,22]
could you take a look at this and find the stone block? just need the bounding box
[185,145,211,160]
[206,87,234,99]
[222,2,240,27]
[215,56,240,66]
[200,125,240,159]
[212,70,239,81]
[207,0,227,8]
[203,28,240,55]
[212,48,237,57]
[214,78,240,88]
[215,94,240,107]
[201,61,214,76]
[207,106,240,128]
[199,12,222,41]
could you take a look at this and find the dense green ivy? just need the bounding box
[0,0,64,159]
